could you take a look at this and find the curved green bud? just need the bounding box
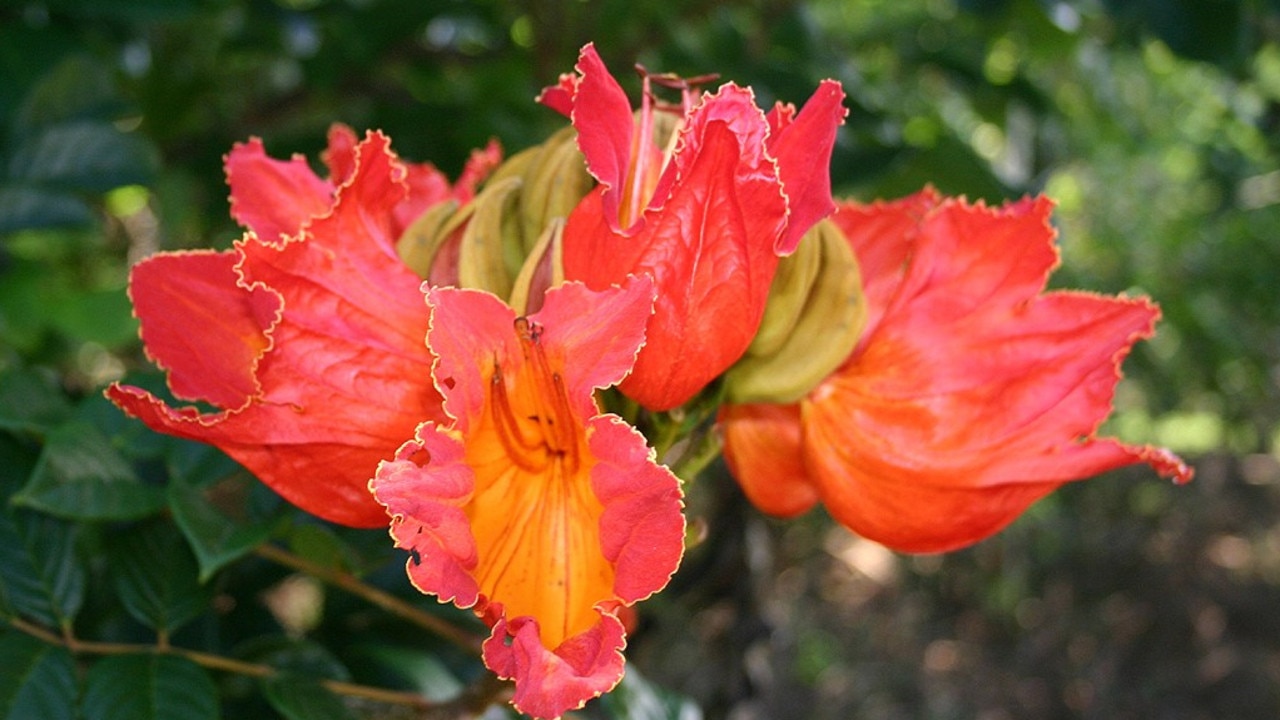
[724,218,867,404]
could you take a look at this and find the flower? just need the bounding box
[720,189,1193,553]
[545,43,848,411]
[106,130,496,527]
[225,122,500,244]
[369,278,684,719]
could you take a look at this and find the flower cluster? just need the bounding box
[108,43,1191,718]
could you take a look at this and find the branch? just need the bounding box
[254,542,484,653]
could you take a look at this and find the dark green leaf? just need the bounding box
[0,366,72,436]
[0,185,93,233]
[12,421,164,522]
[108,520,211,634]
[81,653,219,720]
[11,55,123,135]
[286,523,357,574]
[238,636,351,682]
[0,630,76,720]
[346,644,464,702]
[597,666,703,720]
[0,508,84,627]
[7,121,157,193]
[168,471,278,582]
[260,676,355,720]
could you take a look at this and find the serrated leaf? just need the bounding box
[260,676,355,720]
[0,630,76,720]
[0,508,84,627]
[0,366,73,436]
[81,653,219,720]
[108,520,212,634]
[168,471,278,581]
[8,121,157,193]
[12,421,164,522]
[597,666,703,720]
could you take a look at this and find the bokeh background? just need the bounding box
[2,1,1280,718]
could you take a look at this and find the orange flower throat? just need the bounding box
[466,317,611,648]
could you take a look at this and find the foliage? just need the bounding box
[1,0,1277,717]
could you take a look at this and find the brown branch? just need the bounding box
[9,615,509,715]
[253,543,484,653]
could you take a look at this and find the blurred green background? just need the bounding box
[2,0,1280,718]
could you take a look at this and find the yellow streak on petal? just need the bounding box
[464,356,613,649]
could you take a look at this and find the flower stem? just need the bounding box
[253,542,484,653]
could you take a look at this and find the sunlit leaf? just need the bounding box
[81,653,219,720]
[0,508,84,628]
[12,421,164,522]
[108,520,212,634]
[0,630,76,720]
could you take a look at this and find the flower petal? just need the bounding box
[109,131,440,528]
[561,43,638,235]
[718,402,819,518]
[225,137,332,242]
[763,79,847,254]
[483,613,626,719]
[566,102,788,410]
[723,191,1191,553]
[126,249,279,409]
[370,280,681,718]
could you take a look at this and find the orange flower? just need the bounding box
[370,278,684,719]
[721,190,1193,553]
[545,44,847,410]
[107,131,497,527]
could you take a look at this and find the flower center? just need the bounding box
[465,317,612,647]
[489,318,580,474]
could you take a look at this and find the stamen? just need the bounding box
[491,365,548,473]
[494,318,582,474]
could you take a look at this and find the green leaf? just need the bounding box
[0,630,76,720]
[81,653,219,720]
[0,366,73,436]
[108,520,212,634]
[8,121,157,194]
[0,185,94,233]
[347,644,464,702]
[0,508,84,627]
[168,470,278,582]
[237,636,351,682]
[260,676,355,720]
[597,666,703,720]
[11,55,124,135]
[12,421,164,522]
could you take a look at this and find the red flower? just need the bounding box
[369,278,684,719]
[107,131,495,527]
[225,123,500,244]
[720,190,1193,553]
[545,43,847,410]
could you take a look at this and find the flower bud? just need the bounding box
[394,126,593,308]
[723,218,867,404]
